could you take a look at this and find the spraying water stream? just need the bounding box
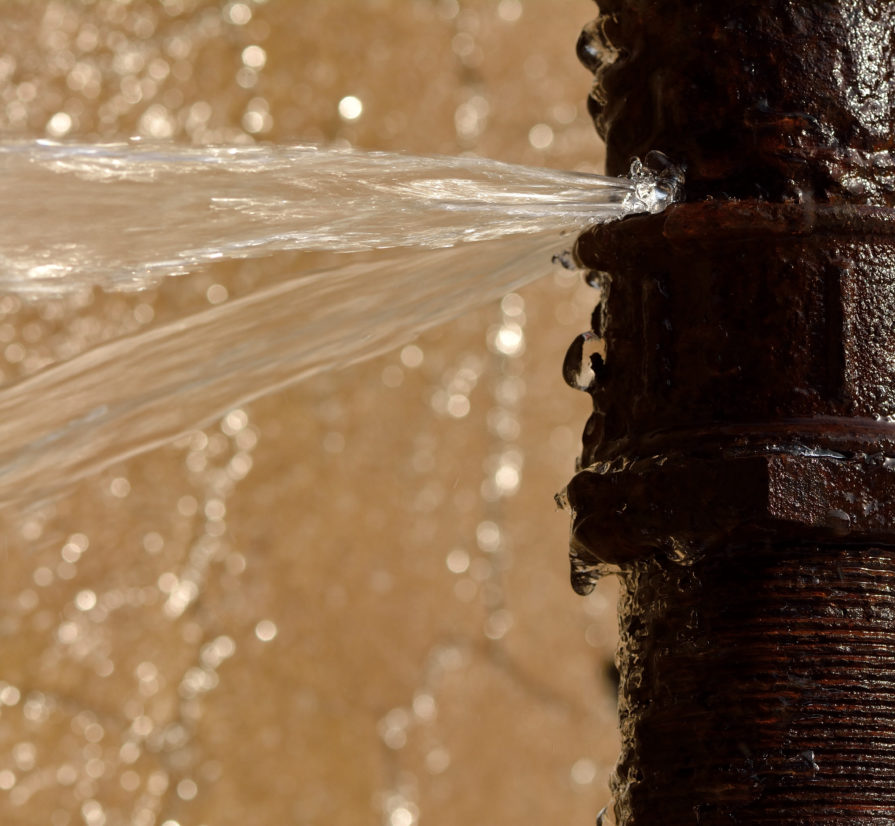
[0,141,680,506]
[0,141,675,292]
[0,3,683,824]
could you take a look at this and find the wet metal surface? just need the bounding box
[570,0,895,822]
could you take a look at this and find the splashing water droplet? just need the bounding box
[562,331,605,392]
[624,151,686,215]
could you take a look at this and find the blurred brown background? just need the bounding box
[0,2,620,825]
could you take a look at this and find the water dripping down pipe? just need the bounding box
[563,2,895,823]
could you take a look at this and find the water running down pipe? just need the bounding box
[565,2,895,823]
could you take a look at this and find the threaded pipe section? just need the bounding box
[613,544,895,825]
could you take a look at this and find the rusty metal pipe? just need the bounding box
[566,2,895,823]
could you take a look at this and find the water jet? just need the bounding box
[0,4,644,824]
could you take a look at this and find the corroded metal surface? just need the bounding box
[569,203,895,570]
[616,545,895,825]
[569,0,895,822]
[583,0,895,200]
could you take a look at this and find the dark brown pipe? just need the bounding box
[565,2,895,823]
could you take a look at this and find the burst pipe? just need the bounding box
[565,2,895,823]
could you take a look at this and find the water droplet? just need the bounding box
[476,520,501,553]
[496,0,522,22]
[826,508,851,535]
[562,331,605,392]
[552,250,577,271]
[206,283,228,304]
[412,692,436,720]
[378,707,410,750]
[800,749,820,772]
[590,303,604,336]
[596,804,617,826]
[588,80,608,108]
[389,807,415,826]
[570,553,601,596]
[664,539,699,566]
[0,683,21,705]
[109,476,131,498]
[483,608,513,640]
[425,746,451,774]
[576,18,618,74]
[12,743,35,771]
[587,90,604,122]
[0,769,16,790]
[528,122,554,150]
[254,619,278,642]
[75,590,97,611]
[570,757,597,785]
[445,548,470,573]
[338,95,363,121]
[224,2,252,25]
[399,344,423,368]
[241,45,266,70]
[176,778,198,800]
[585,269,610,290]
[46,112,72,138]
[492,322,524,356]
